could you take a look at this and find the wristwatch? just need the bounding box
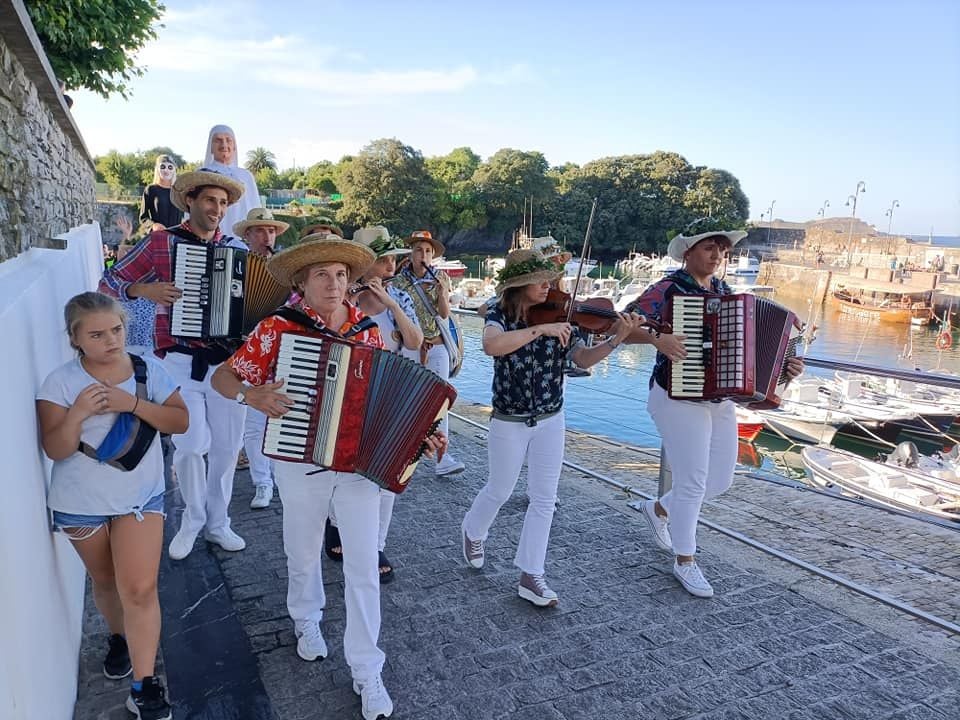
[235,390,247,405]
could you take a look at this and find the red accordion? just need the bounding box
[262,332,457,492]
[665,294,801,409]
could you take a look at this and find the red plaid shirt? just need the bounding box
[228,301,383,386]
[98,223,246,352]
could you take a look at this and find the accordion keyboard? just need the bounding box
[171,244,209,337]
[670,296,708,397]
[263,334,325,460]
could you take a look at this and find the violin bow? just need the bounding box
[568,198,599,324]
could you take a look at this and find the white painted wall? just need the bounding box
[0,224,104,720]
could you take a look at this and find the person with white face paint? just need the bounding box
[139,154,183,232]
[203,124,261,233]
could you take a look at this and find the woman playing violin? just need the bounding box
[461,249,642,607]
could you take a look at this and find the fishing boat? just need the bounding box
[432,257,468,278]
[455,278,495,311]
[801,445,960,522]
[831,278,936,325]
[728,253,761,281]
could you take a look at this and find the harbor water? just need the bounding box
[450,291,960,478]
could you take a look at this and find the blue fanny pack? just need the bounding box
[78,354,158,471]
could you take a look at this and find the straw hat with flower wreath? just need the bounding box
[404,229,445,256]
[170,168,244,212]
[353,225,410,258]
[299,216,344,239]
[267,233,376,288]
[232,208,290,237]
[494,249,562,296]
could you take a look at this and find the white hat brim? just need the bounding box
[667,230,747,262]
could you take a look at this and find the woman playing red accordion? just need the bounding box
[211,233,445,720]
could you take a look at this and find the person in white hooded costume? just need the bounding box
[203,125,262,234]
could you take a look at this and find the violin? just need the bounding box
[527,287,670,335]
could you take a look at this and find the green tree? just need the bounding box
[24,0,165,98]
[255,167,281,189]
[426,147,484,233]
[337,139,435,234]
[472,149,555,236]
[245,147,277,173]
[96,150,141,193]
[305,161,339,194]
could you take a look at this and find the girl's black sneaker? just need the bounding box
[103,634,132,679]
[126,676,172,720]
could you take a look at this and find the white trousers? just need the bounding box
[462,413,565,576]
[402,343,451,439]
[163,353,246,535]
[243,406,274,489]
[647,383,738,556]
[329,490,396,552]
[274,463,385,682]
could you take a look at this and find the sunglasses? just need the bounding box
[159,163,174,170]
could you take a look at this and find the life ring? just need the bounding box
[936,331,952,350]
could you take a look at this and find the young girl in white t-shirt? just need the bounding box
[37,292,188,720]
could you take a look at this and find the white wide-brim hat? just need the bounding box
[267,233,376,287]
[354,225,410,258]
[667,230,747,262]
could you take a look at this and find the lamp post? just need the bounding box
[817,200,830,219]
[884,200,899,235]
[765,200,776,245]
[844,181,866,267]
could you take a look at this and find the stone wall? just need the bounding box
[0,0,96,263]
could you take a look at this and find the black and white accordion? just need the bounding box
[170,241,289,340]
[666,293,801,409]
[262,331,457,493]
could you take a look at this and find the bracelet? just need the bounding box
[132,397,140,414]
[606,337,620,350]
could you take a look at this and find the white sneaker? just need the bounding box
[353,675,393,719]
[673,560,714,598]
[641,499,673,552]
[435,454,465,477]
[204,526,246,552]
[250,485,273,509]
[295,619,328,661]
[518,573,559,607]
[462,526,484,568]
[168,527,198,560]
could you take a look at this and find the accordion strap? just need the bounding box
[270,305,377,340]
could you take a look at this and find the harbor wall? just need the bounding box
[0,0,96,264]
[0,225,103,720]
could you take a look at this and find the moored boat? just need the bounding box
[831,278,936,325]
[802,445,960,522]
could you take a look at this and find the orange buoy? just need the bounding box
[935,331,952,350]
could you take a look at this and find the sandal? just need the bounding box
[324,518,343,562]
[378,551,395,584]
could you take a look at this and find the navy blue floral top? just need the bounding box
[627,269,732,391]
[485,304,581,417]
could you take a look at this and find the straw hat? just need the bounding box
[667,229,747,262]
[232,208,290,237]
[170,168,244,212]
[404,229,445,256]
[495,249,562,295]
[299,217,343,239]
[353,225,410,258]
[531,236,573,264]
[267,233,376,288]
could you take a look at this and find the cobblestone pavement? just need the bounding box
[75,405,960,719]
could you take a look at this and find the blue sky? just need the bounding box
[70,0,960,235]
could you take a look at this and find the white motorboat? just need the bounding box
[802,445,960,522]
[728,254,760,281]
[564,258,598,277]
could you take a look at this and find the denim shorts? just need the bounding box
[51,491,165,532]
